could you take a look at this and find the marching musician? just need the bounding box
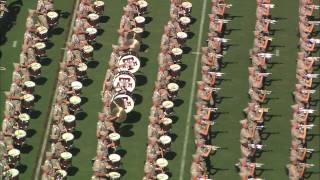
[146,138,161,161]
[96,112,110,138]
[208,33,222,54]
[201,66,217,86]
[248,88,269,103]
[51,141,66,159]
[118,8,133,45]
[167,14,182,34]
[286,160,302,180]
[238,158,254,180]
[143,157,156,179]
[125,0,139,18]
[290,142,306,163]
[248,67,264,89]
[297,52,314,73]
[296,69,312,87]
[92,151,109,178]
[26,10,36,29]
[79,0,94,16]
[291,104,308,124]
[293,84,310,107]
[291,120,306,144]
[201,47,220,71]
[191,154,207,180]
[148,118,164,140]
[41,152,55,177]
[197,81,215,105]
[0,133,7,160]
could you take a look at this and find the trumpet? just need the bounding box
[298,108,315,113]
[211,145,221,151]
[299,148,315,153]
[205,87,221,92]
[257,72,272,77]
[298,124,315,130]
[258,89,272,95]
[298,162,315,168]
[214,37,230,43]
[248,144,264,149]
[306,73,320,78]
[309,38,320,44]
[304,57,320,61]
[256,125,265,130]
[301,89,316,94]
[307,5,320,10]
[218,3,233,8]
[208,72,224,77]
[257,53,274,58]
[263,19,277,24]
[262,3,275,8]
[215,18,231,23]
[215,54,223,58]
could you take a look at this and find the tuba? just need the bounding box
[110,98,127,123]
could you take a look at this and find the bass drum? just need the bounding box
[117,54,140,74]
[112,93,135,114]
[112,71,136,93]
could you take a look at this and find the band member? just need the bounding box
[93,151,109,178]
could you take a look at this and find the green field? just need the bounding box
[0,0,319,180]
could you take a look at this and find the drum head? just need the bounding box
[112,72,136,92]
[135,16,145,23]
[37,26,48,34]
[77,63,88,72]
[23,94,35,102]
[94,1,104,6]
[69,96,81,105]
[62,133,74,141]
[118,55,140,74]
[109,172,121,178]
[172,48,183,55]
[167,83,179,92]
[56,169,67,177]
[160,135,172,145]
[132,27,143,34]
[162,101,174,109]
[71,81,83,90]
[35,42,46,49]
[24,81,35,88]
[31,63,41,71]
[8,149,20,157]
[180,16,191,24]
[8,169,19,177]
[83,45,94,53]
[60,152,72,160]
[86,27,97,35]
[113,93,135,113]
[182,1,192,8]
[19,113,30,121]
[156,173,169,180]
[64,115,76,123]
[88,13,99,20]
[137,0,148,7]
[156,158,168,168]
[170,64,181,71]
[47,11,58,18]
[162,118,172,125]
[14,130,26,138]
[109,133,121,141]
[109,154,121,162]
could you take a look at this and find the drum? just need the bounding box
[87,13,100,27]
[181,1,192,15]
[85,27,97,42]
[22,94,35,109]
[23,81,35,94]
[59,152,72,170]
[108,172,121,180]
[161,118,172,132]
[156,173,169,180]
[134,16,146,28]
[36,26,48,41]
[176,31,188,45]
[71,81,83,95]
[30,62,42,77]
[63,115,76,132]
[55,169,67,180]
[6,169,19,180]
[13,130,26,147]
[76,63,87,79]
[108,154,121,168]
[171,48,183,63]
[167,83,179,99]
[62,132,74,150]
[112,93,135,113]
[132,27,144,40]
[156,158,168,168]
[69,96,81,113]
[8,149,20,167]
[118,55,140,74]
[109,133,121,147]
[94,1,105,15]
[17,113,30,130]
[169,64,181,79]
[137,0,148,14]
[112,71,136,93]
[34,42,46,57]
[179,16,191,30]
[159,135,172,150]
[81,45,94,60]
[162,100,174,115]
[47,11,59,27]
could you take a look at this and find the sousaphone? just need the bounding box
[110,97,127,123]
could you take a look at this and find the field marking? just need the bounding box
[0,66,6,70]
[12,40,17,48]
[34,0,81,179]
[179,0,207,180]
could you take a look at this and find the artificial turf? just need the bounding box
[0,0,319,180]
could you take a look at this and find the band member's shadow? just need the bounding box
[255,168,274,177]
[80,97,88,105]
[26,129,36,138]
[223,28,241,36]
[40,57,53,66]
[173,99,184,107]
[260,131,280,140]
[118,169,127,177]
[186,32,194,39]
[303,171,320,179]
[75,111,88,121]
[267,44,285,52]
[309,99,320,106]
[171,115,178,124]
[70,147,80,156]
[268,28,284,36]
[33,77,47,86]
[141,31,150,39]
[179,63,187,71]
[132,93,142,105]
[263,78,282,87]
[97,28,104,36]
[92,42,103,50]
[144,16,152,24]
[140,43,149,52]
[51,27,64,35]
[100,16,110,23]
[209,130,228,139]
[45,41,54,49]
[73,130,82,139]
[220,60,237,69]
[210,167,229,176]
[29,110,42,119]
[224,14,243,20]
[307,115,319,123]
[135,74,147,86]
[305,133,320,142]
[81,78,93,86]
[119,124,134,137]
[16,164,27,174]
[124,111,141,124]
[177,80,186,89]
[67,166,79,176]
[20,144,33,154]
[182,46,192,54]
[263,114,282,122]
[165,151,176,160]
[115,149,127,157]
[215,96,233,104]
[267,62,283,69]
[87,60,99,68]
[56,10,71,19]
[139,57,148,67]
[212,111,229,120]
[261,97,279,105]
[170,133,177,142]
[190,17,196,25]
[311,82,320,89]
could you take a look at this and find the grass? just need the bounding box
[0,0,319,180]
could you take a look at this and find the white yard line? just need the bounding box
[34,0,80,179]
[178,0,207,180]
